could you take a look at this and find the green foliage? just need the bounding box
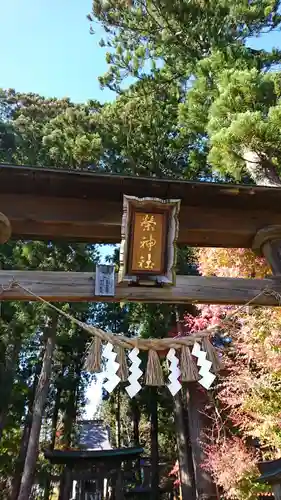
[206,68,281,179]
[90,0,281,185]
[3,2,281,496]
[0,91,103,495]
[42,106,103,169]
[92,0,281,92]
[0,239,99,493]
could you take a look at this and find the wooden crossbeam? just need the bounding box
[0,271,280,305]
[4,193,281,248]
[2,165,281,247]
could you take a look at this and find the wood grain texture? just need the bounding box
[0,271,280,305]
[252,226,281,274]
[273,484,281,500]
[3,165,281,247]
[3,193,281,247]
[0,212,11,243]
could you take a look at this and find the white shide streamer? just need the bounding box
[192,341,216,390]
[126,347,142,398]
[102,342,121,393]
[166,348,181,396]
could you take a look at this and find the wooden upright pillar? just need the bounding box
[149,387,160,500]
[273,484,281,500]
[253,226,281,275]
[115,468,125,500]
[59,467,72,500]
[0,212,11,244]
[187,383,218,500]
[173,393,196,500]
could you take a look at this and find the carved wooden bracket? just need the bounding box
[0,212,11,244]
[252,225,281,275]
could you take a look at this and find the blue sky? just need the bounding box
[1,1,281,106]
[0,0,115,103]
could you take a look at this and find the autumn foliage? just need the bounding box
[186,248,281,499]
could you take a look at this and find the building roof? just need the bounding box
[258,458,281,483]
[44,419,143,465]
[76,420,111,451]
[44,447,144,465]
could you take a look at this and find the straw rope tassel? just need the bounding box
[145,350,164,386]
[202,337,222,373]
[84,337,102,373]
[180,345,199,382]
[116,345,129,382]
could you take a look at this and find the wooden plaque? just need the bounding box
[119,196,181,286]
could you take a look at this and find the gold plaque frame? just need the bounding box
[119,195,181,286]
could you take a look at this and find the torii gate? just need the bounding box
[0,164,281,303]
[2,164,281,500]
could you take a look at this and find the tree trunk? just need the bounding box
[186,383,218,500]
[243,150,281,187]
[131,399,140,447]
[11,415,33,500]
[116,385,121,448]
[59,363,80,500]
[131,398,141,484]
[62,387,76,449]
[150,387,159,500]
[174,392,196,500]
[62,362,81,449]
[17,312,58,500]
[51,385,62,449]
[0,336,21,442]
[44,384,62,500]
[11,354,43,500]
